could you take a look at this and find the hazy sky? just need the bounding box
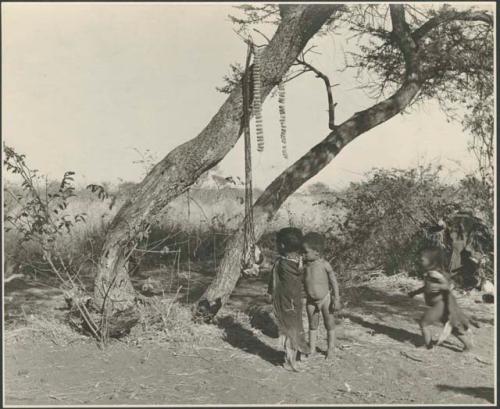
[2,2,493,189]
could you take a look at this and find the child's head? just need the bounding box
[303,232,325,261]
[276,227,303,256]
[420,246,445,271]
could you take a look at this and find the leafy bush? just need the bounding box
[315,165,493,278]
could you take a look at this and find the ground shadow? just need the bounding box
[216,316,282,366]
[4,279,65,323]
[436,384,494,403]
[342,312,422,346]
[437,341,464,353]
[471,316,494,326]
[247,305,279,338]
[342,312,468,352]
[345,285,427,322]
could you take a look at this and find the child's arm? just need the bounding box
[267,269,273,295]
[265,272,273,303]
[325,261,341,309]
[427,270,451,291]
[408,286,425,298]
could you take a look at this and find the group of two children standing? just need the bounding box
[267,227,474,372]
[267,227,340,371]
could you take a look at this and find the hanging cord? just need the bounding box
[242,42,257,271]
[186,189,192,302]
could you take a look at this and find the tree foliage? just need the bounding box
[4,146,85,248]
[316,165,493,278]
[4,145,105,341]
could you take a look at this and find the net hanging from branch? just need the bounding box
[241,42,290,276]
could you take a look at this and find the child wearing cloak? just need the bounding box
[268,227,310,371]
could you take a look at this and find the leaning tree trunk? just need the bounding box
[93,4,342,316]
[198,57,423,314]
[197,4,425,314]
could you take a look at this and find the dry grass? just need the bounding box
[344,270,421,293]
[5,293,227,350]
[5,314,89,347]
[125,294,225,348]
[5,183,337,278]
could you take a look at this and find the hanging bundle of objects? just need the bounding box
[278,82,288,159]
[241,40,290,277]
[253,47,264,153]
[241,42,263,277]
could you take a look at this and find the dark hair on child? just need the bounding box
[420,246,446,270]
[276,227,304,254]
[303,232,326,254]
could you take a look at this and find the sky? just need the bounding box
[2,2,494,190]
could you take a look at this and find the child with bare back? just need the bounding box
[302,232,341,359]
[409,246,473,352]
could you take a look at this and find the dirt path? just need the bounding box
[4,276,496,405]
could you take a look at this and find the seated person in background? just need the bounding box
[409,246,473,352]
[303,232,341,359]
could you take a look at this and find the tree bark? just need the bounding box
[93,4,341,315]
[197,4,424,315]
[199,79,423,311]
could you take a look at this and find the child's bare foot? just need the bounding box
[283,360,303,372]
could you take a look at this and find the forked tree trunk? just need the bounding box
[93,4,341,315]
[197,4,425,314]
[198,76,423,314]
[199,3,493,313]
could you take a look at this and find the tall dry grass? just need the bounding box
[4,180,336,283]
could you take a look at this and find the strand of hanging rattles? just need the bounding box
[252,47,288,159]
[241,44,287,277]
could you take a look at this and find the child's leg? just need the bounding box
[306,302,320,356]
[419,301,445,349]
[452,327,473,352]
[284,337,301,372]
[321,297,336,359]
[419,322,433,349]
[447,293,473,351]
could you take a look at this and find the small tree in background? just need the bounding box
[4,145,105,342]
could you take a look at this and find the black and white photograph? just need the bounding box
[2,1,496,406]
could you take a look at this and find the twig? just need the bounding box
[473,355,492,365]
[253,28,271,43]
[400,350,424,362]
[295,57,338,129]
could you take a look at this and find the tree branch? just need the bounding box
[199,5,425,309]
[296,58,338,130]
[412,9,493,41]
[390,4,419,79]
[93,4,342,313]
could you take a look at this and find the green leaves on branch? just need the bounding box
[4,145,86,247]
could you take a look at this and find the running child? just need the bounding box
[409,246,473,351]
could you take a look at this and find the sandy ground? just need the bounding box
[4,273,496,406]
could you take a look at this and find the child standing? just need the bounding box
[268,227,310,371]
[303,232,341,359]
[409,246,473,351]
